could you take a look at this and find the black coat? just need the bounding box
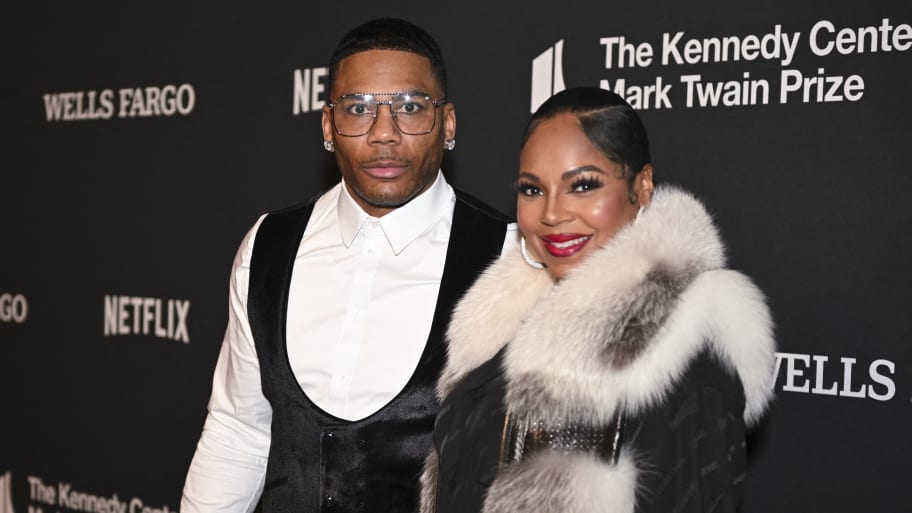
[421,187,776,513]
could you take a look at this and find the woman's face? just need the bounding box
[517,114,653,281]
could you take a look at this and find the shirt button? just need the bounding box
[357,439,368,449]
[324,430,335,440]
[323,495,336,508]
[356,500,366,510]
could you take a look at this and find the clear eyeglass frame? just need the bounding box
[328,91,447,137]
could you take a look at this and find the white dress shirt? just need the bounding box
[182,172,516,513]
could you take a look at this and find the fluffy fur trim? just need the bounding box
[419,450,439,513]
[481,452,637,513]
[442,186,775,425]
[437,241,553,397]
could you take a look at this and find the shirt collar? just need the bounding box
[337,171,454,254]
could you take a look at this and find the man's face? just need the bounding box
[322,49,455,217]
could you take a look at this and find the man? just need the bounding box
[182,18,515,513]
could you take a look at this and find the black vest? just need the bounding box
[248,190,509,513]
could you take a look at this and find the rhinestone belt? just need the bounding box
[499,413,625,465]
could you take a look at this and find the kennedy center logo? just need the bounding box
[530,40,567,112]
[1,471,14,513]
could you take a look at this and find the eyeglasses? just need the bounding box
[328,92,447,137]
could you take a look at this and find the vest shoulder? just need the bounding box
[257,193,328,235]
[454,189,512,223]
[265,194,323,220]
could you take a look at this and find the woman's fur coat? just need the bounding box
[420,186,776,513]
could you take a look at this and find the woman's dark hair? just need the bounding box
[328,18,447,98]
[522,87,652,202]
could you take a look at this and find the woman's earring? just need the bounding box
[634,205,645,224]
[444,139,456,151]
[521,237,546,270]
[323,140,334,152]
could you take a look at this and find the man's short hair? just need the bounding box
[327,18,448,98]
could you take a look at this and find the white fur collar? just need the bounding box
[440,186,775,425]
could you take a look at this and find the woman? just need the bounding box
[420,87,775,513]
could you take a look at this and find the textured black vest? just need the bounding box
[248,190,509,513]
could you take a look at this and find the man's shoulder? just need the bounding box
[260,186,337,226]
[251,188,337,252]
[266,190,329,217]
[453,189,512,224]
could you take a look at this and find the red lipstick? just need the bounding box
[540,233,592,257]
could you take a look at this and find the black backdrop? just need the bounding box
[3,1,911,512]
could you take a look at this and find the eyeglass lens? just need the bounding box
[332,93,439,136]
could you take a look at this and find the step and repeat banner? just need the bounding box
[3,1,910,512]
